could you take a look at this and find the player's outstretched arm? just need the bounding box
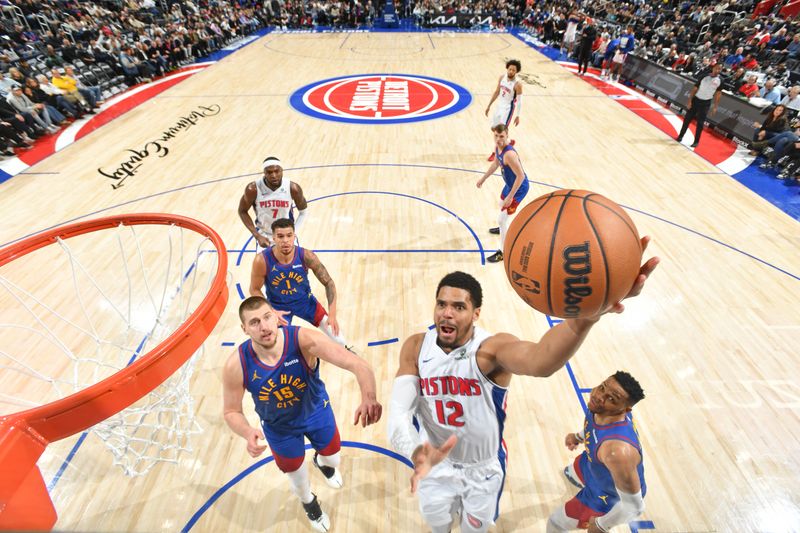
[493,239,659,376]
[298,328,381,426]
[304,249,339,335]
[477,159,501,188]
[222,350,267,457]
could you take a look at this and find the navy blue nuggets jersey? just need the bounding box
[495,144,530,201]
[238,325,330,432]
[577,412,647,513]
[262,246,313,309]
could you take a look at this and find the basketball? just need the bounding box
[503,190,642,319]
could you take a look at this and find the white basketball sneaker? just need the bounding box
[314,452,343,489]
[302,494,331,532]
[563,462,584,489]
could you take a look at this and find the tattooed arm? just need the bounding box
[304,249,339,335]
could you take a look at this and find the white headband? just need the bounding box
[262,157,282,169]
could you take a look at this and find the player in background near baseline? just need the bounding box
[238,156,308,249]
[387,247,658,533]
[250,218,351,348]
[476,123,530,264]
[223,296,382,532]
[547,371,647,532]
[484,59,522,162]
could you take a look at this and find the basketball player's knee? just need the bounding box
[497,210,509,226]
[546,505,576,532]
[275,454,305,473]
[317,450,340,468]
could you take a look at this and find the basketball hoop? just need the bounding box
[0,214,228,531]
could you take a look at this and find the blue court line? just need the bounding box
[630,520,656,532]
[232,189,488,267]
[235,282,245,300]
[565,364,588,415]
[310,249,484,253]
[221,342,235,347]
[620,203,800,282]
[180,440,410,532]
[578,388,591,393]
[19,172,61,175]
[545,315,589,416]
[46,431,88,491]
[367,338,399,346]
[428,33,436,49]
[306,191,486,265]
[3,163,796,281]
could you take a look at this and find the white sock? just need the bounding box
[498,210,510,252]
[286,463,313,504]
[319,315,347,346]
[317,451,340,469]
[545,506,578,532]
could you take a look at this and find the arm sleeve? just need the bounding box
[594,490,644,531]
[514,93,522,115]
[294,208,308,231]
[387,374,422,460]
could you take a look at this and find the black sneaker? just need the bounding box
[313,452,343,488]
[302,494,331,532]
[487,251,503,263]
[690,142,699,148]
[489,227,500,235]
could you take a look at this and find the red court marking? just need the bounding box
[15,67,208,168]
[305,75,456,119]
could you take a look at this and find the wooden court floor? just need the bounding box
[0,32,799,532]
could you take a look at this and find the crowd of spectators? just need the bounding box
[0,0,273,156]
[4,0,800,182]
[522,0,800,184]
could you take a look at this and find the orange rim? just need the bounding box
[0,214,228,528]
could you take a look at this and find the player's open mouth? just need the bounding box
[440,325,456,335]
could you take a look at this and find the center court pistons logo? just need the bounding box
[289,74,472,124]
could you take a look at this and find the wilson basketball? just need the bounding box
[503,190,642,319]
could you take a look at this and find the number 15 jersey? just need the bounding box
[416,327,508,464]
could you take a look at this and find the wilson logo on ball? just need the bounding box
[289,74,472,124]
[562,242,593,318]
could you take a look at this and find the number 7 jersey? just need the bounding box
[416,327,509,464]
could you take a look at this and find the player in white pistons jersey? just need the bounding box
[238,156,309,249]
[415,325,504,464]
[388,262,659,532]
[484,59,522,162]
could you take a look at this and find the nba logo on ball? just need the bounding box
[290,74,472,124]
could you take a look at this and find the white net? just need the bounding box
[0,220,221,476]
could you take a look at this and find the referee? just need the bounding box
[676,62,723,148]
